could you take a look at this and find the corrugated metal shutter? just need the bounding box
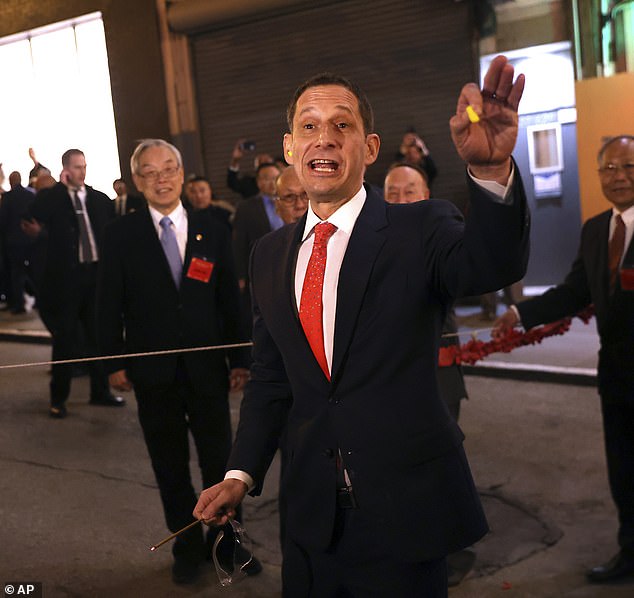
[191,0,476,210]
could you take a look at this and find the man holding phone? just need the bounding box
[227,137,274,198]
[26,149,123,418]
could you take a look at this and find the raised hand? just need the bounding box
[450,55,525,183]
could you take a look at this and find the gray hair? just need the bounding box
[597,135,634,165]
[130,139,183,175]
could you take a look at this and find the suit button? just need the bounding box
[322,448,334,459]
[328,396,339,405]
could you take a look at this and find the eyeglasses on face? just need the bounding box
[138,166,180,182]
[276,192,309,205]
[598,163,634,177]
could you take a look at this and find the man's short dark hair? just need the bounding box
[286,73,374,136]
[187,175,211,186]
[256,162,280,177]
[61,149,84,167]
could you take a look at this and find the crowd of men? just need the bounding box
[0,55,632,594]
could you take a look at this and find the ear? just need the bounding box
[364,133,381,167]
[283,133,294,165]
[132,173,144,192]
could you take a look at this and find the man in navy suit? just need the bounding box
[494,134,634,584]
[195,56,529,596]
[97,139,259,584]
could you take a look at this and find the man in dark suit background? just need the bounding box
[232,160,282,327]
[0,171,35,314]
[232,161,283,289]
[112,177,144,217]
[24,149,123,418]
[97,139,260,585]
[195,56,528,595]
[494,134,634,584]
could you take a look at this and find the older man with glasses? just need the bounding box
[494,134,634,584]
[274,166,309,225]
[97,139,261,585]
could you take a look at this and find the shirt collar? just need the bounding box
[613,204,634,228]
[149,201,186,229]
[301,186,367,242]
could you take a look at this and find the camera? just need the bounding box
[240,141,256,152]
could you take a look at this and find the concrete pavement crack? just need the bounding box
[0,454,157,489]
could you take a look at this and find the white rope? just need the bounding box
[0,342,253,371]
[0,328,496,371]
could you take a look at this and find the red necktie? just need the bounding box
[300,222,337,379]
[608,214,625,294]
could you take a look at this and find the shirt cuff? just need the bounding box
[224,469,255,492]
[509,304,523,327]
[467,163,515,204]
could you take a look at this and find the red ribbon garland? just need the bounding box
[439,305,595,367]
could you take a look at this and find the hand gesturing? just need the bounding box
[450,55,525,180]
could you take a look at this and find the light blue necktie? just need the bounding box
[159,216,182,288]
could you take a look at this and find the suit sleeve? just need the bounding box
[226,238,293,495]
[517,228,592,330]
[429,162,530,300]
[96,223,127,375]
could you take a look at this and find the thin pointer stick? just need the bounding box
[149,519,202,551]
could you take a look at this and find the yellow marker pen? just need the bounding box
[466,105,480,123]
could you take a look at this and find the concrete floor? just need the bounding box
[0,318,632,596]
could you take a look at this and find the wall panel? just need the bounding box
[191,0,476,209]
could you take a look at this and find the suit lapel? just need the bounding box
[582,210,612,314]
[284,216,306,317]
[331,188,388,382]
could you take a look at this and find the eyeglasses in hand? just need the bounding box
[212,519,256,587]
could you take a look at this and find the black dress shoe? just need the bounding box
[447,549,476,587]
[586,551,634,583]
[89,394,126,407]
[49,405,67,419]
[172,557,200,585]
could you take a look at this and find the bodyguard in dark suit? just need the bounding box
[97,139,257,585]
[0,171,34,313]
[26,149,123,418]
[495,134,634,584]
[195,56,528,596]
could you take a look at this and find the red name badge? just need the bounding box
[620,267,634,291]
[187,257,214,283]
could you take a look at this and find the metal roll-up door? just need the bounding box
[191,0,475,210]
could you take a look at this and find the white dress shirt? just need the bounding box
[226,172,515,491]
[295,186,367,374]
[148,202,188,261]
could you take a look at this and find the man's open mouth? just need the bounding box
[309,159,339,173]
